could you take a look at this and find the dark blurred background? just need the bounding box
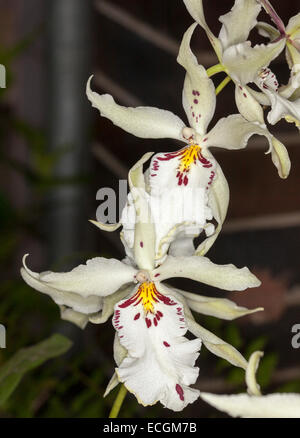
[0,0,299,418]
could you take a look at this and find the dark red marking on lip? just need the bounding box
[146,318,151,328]
[154,318,158,327]
[175,384,185,401]
[134,313,140,321]
[243,93,247,98]
[154,273,160,277]
[163,341,170,347]
[140,241,144,248]
[193,99,198,104]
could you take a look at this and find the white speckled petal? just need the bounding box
[113,284,201,411]
[200,392,300,418]
[219,0,261,50]
[86,76,185,140]
[177,23,216,136]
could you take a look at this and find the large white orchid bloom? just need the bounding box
[20,155,261,411]
[183,0,285,85]
[87,23,290,266]
[200,351,300,418]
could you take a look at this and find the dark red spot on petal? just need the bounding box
[176,384,184,401]
[134,313,140,321]
[140,241,143,248]
[146,318,151,328]
[163,341,170,347]
[193,99,198,104]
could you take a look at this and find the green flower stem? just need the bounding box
[216,75,232,95]
[109,384,128,418]
[206,63,225,77]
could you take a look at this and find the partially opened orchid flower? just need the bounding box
[20,154,262,412]
[200,351,300,418]
[87,22,290,266]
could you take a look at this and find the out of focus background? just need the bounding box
[0,0,299,418]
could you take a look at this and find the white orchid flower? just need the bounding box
[200,351,300,418]
[20,155,261,411]
[254,0,300,129]
[87,23,290,266]
[183,0,285,85]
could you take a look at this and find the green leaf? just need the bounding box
[0,334,72,405]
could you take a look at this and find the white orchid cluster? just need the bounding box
[21,0,300,417]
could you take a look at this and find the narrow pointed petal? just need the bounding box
[21,255,136,314]
[89,219,121,232]
[246,351,264,396]
[126,153,156,270]
[104,335,128,397]
[86,76,185,140]
[113,283,201,411]
[204,114,291,179]
[177,23,216,136]
[173,287,263,321]
[286,12,300,38]
[196,161,229,256]
[200,392,300,418]
[256,21,280,41]
[183,0,223,60]
[187,318,248,369]
[59,306,90,329]
[89,284,133,324]
[222,39,285,84]
[218,0,261,50]
[153,255,261,291]
[235,84,265,124]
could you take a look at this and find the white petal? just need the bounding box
[148,146,217,261]
[218,0,261,50]
[256,21,280,41]
[177,23,216,136]
[113,283,201,411]
[286,12,300,38]
[204,114,291,179]
[86,76,185,140]
[172,287,263,320]
[169,236,196,257]
[89,219,121,232]
[196,161,229,256]
[200,392,300,418]
[246,351,264,396]
[235,84,265,124]
[127,153,156,270]
[21,254,136,314]
[59,306,90,329]
[222,39,285,84]
[187,318,248,369]
[183,0,223,60]
[89,284,133,324]
[153,255,261,291]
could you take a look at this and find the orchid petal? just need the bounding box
[89,284,133,324]
[187,318,248,369]
[256,21,280,41]
[286,12,300,38]
[218,0,261,50]
[128,153,156,270]
[200,392,300,418]
[89,220,121,232]
[235,84,265,124]
[246,351,264,396]
[183,0,223,60]
[21,254,136,314]
[153,255,261,291]
[177,23,216,136]
[59,306,90,329]
[196,161,229,256]
[104,335,128,397]
[113,283,201,411]
[204,114,291,179]
[169,236,196,257]
[172,287,263,321]
[86,76,185,140]
[222,39,285,84]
